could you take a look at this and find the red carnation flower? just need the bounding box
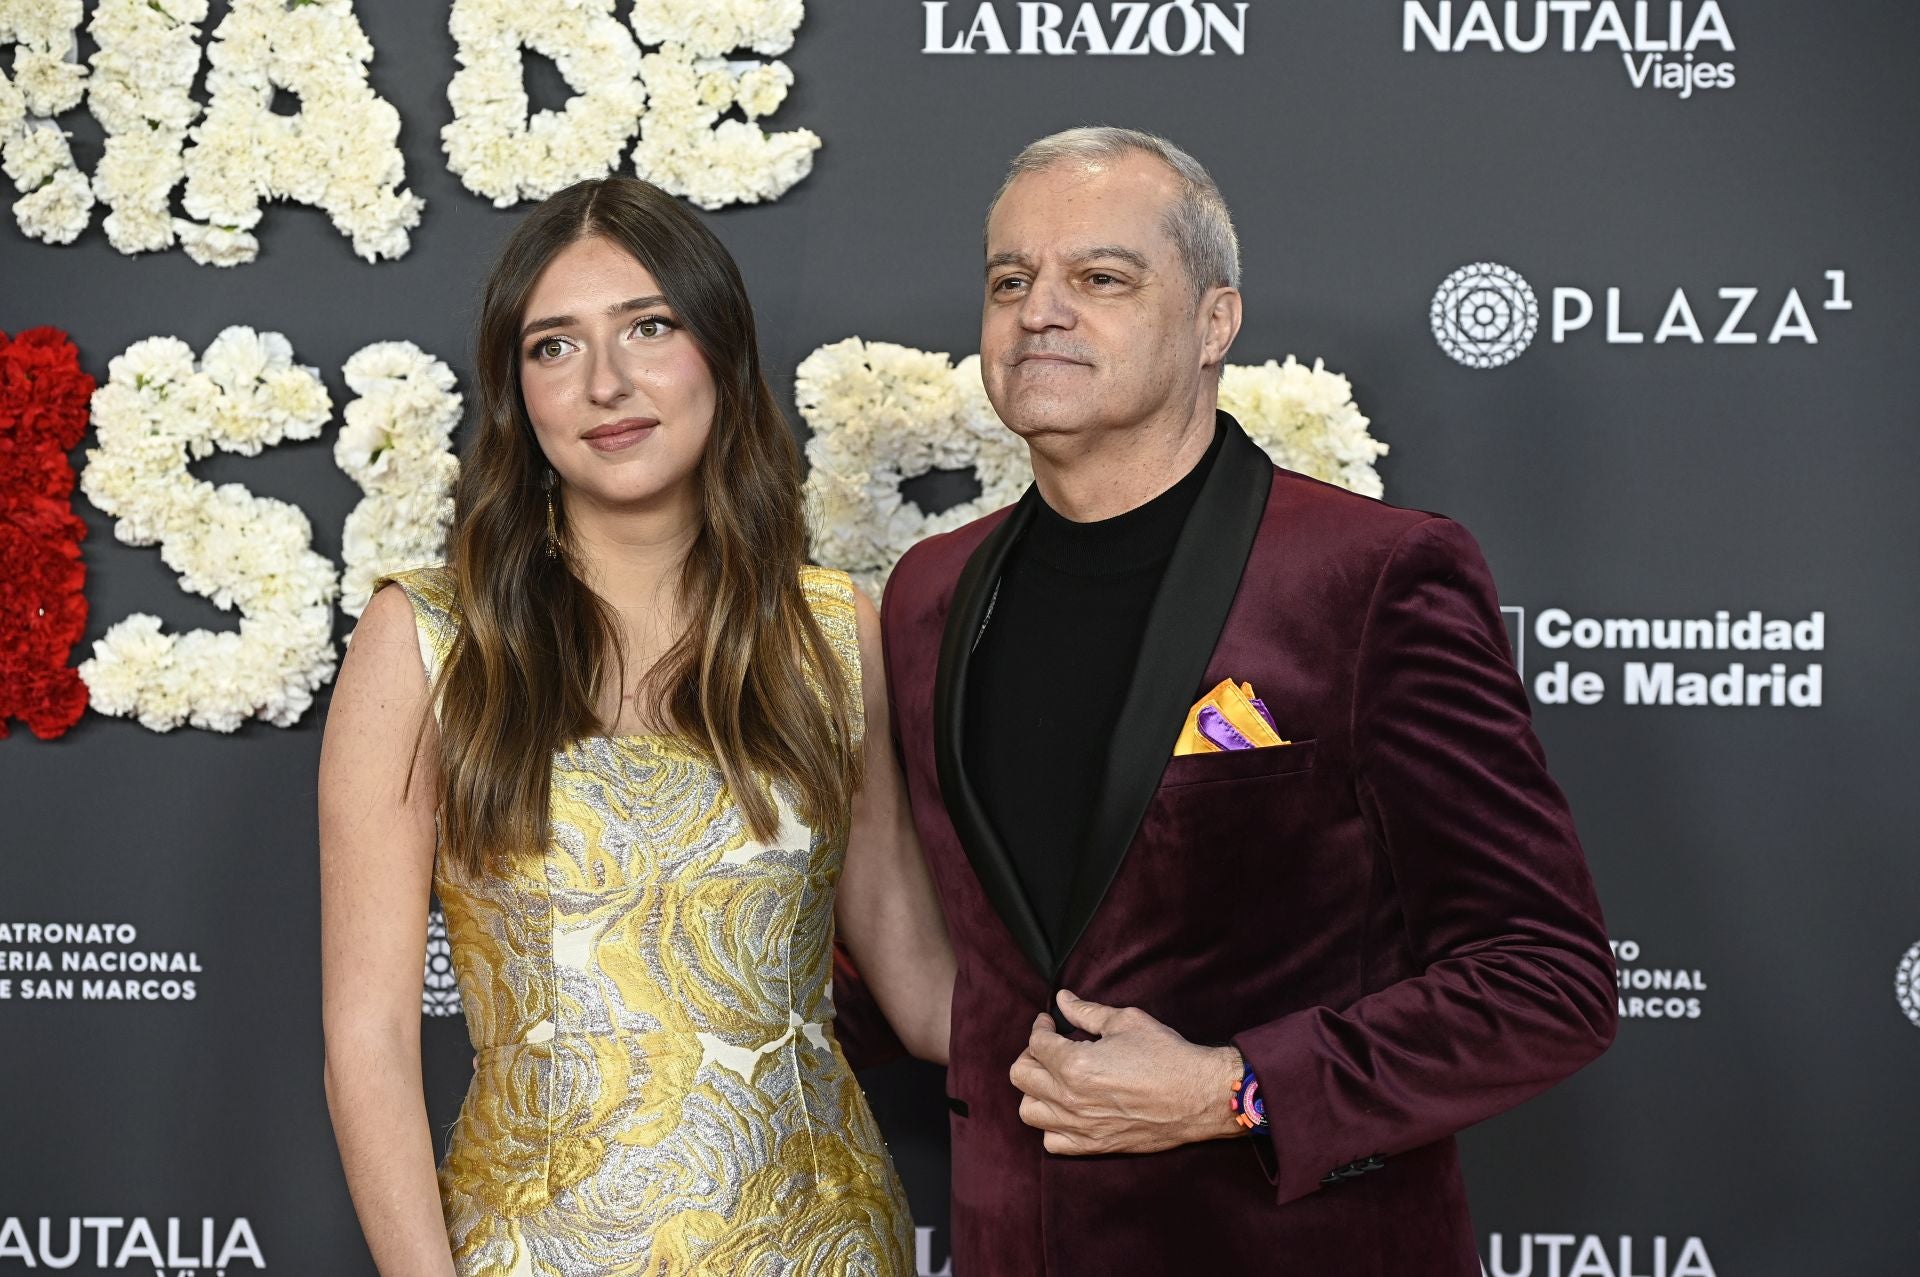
[0,328,95,741]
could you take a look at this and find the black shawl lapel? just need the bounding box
[1052,415,1275,977]
[933,486,1054,979]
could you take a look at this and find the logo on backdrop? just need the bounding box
[0,922,202,1003]
[0,1217,262,1272]
[1405,1,1738,98]
[915,1227,950,1277]
[423,908,461,1018]
[1431,263,1854,367]
[1431,263,1540,368]
[1502,606,1826,709]
[923,2,1249,55]
[1614,938,1707,1021]
[1482,1233,1717,1277]
[1898,942,1920,1029]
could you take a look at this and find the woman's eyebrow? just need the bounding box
[519,294,670,342]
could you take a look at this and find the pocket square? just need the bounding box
[1174,678,1289,756]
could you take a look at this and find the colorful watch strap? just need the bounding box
[1229,1059,1268,1134]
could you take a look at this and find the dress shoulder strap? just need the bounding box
[374,565,460,695]
[799,565,864,750]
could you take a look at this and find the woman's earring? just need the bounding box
[545,474,559,559]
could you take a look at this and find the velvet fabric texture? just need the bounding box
[867,419,1616,1276]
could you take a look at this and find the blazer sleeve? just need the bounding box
[1231,515,1617,1205]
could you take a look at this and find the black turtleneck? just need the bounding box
[965,419,1225,950]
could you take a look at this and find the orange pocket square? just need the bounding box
[1174,678,1289,756]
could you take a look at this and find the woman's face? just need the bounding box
[517,235,716,520]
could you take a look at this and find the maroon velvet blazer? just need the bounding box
[874,417,1616,1275]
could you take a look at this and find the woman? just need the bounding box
[319,177,950,1276]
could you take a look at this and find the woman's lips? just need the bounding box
[582,417,659,452]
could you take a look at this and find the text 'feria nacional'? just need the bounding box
[924,2,1248,55]
[1611,938,1708,1022]
[0,921,205,1003]
[1404,2,1736,98]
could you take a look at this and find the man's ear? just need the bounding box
[1200,286,1243,371]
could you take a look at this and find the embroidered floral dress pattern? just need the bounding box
[385,565,912,1277]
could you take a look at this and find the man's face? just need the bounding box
[981,152,1209,443]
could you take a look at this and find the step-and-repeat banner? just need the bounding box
[3,2,1916,1273]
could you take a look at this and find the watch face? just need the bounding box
[1232,1068,1267,1129]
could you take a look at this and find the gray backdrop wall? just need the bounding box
[4,2,1917,1273]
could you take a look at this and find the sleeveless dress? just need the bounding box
[383,565,914,1277]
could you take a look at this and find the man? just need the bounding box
[873,128,1616,1274]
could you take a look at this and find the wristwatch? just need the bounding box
[1229,1058,1268,1134]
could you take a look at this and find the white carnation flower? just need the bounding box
[78,328,344,733]
[79,614,174,720]
[2,118,71,188]
[333,342,463,617]
[11,48,86,115]
[0,92,23,141]
[173,218,257,268]
[332,410,392,482]
[1220,357,1387,498]
[631,49,818,210]
[179,0,422,265]
[442,0,646,206]
[88,0,208,138]
[106,335,196,391]
[734,62,791,120]
[443,0,815,209]
[94,130,191,252]
[629,0,804,58]
[344,341,459,395]
[12,165,92,242]
[0,0,90,239]
[200,325,290,392]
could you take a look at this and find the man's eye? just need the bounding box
[994,277,1027,292]
[1089,273,1117,286]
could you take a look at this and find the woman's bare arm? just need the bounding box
[319,584,457,1276]
[835,587,956,1065]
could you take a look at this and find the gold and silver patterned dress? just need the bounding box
[384,565,914,1277]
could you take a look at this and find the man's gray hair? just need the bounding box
[987,126,1241,302]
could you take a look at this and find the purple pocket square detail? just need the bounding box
[1249,697,1277,733]
[1196,705,1255,751]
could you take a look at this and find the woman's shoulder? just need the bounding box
[371,565,460,676]
[376,564,458,620]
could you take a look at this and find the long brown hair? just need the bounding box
[431,177,857,877]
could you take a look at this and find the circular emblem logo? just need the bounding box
[1431,262,1539,369]
[422,908,461,1018]
[1898,942,1920,1029]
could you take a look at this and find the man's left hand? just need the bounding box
[1008,989,1247,1155]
